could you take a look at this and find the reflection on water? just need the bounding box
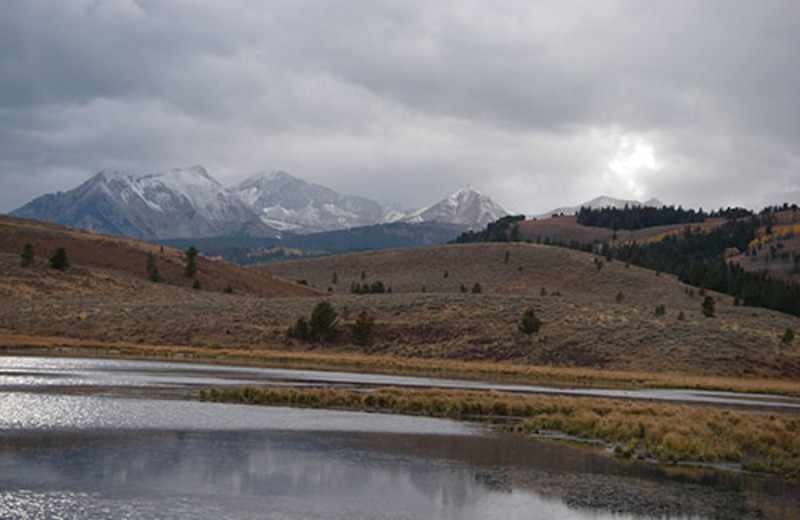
[1,357,800,519]
[3,355,800,410]
[0,429,627,520]
[0,396,798,519]
[0,392,482,435]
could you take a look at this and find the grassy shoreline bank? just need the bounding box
[2,330,800,397]
[203,385,800,479]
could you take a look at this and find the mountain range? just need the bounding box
[534,195,664,220]
[11,166,510,240]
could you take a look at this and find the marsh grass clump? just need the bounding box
[204,385,800,478]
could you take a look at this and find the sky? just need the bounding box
[1,0,799,215]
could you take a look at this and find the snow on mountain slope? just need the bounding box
[535,195,664,220]
[11,166,277,240]
[405,186,510,228]
[234,170,392,233]
[11,167,515,240]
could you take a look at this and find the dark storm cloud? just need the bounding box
[1,0,798,214]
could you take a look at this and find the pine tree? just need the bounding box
[519,308,543,336]
[49,248,69,270]
[350,310,376,346]
[702,296,715,318]
[20,243,34,267]
[185,246,198,278]
[309,301,339,342]
[146,253,161,282]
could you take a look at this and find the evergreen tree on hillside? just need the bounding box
[146,252,161,282]
[20,243,34,267]
[185,246,198,278]
[49,248,69,270]
[309,301,339,342]
[519,308,543,336]
[702,296,715,318]
[350,310,376,346]
[452,215,525,243]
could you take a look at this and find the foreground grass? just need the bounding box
[3,331,800,397]
[203,385,800,479]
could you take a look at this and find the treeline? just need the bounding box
[576,205,752,231]
[454,207,800,316]
[451,215,525,243]
[613,218,800,316]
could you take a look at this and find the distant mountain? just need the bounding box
[11,166,277,240]
[234,170,394,233]
[159,221,469,265]
[405,186,509,229]
[535,195,664,220]
[11,167,511,240]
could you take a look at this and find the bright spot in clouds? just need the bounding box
[606,135,660,199]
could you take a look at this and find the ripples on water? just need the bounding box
[2,357,800,519]
[0,392,485,434]
[0,396,619,520]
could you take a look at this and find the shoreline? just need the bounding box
[3,334,800,398]
[201,384,800,480]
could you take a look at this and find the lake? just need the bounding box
[1,356,798,519]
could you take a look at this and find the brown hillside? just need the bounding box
[2,223,799,380]
[0,215,319,298]
[517,215,727,246]
[256,242,700,306]
[3,245,799,379]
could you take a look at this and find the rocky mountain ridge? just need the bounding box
[11,167,510,239]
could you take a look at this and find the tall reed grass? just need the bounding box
[203,385,800,478]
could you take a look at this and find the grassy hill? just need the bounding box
[257,242,691,304]
[0,215,319,298]
[2,215,799,380]
[255,242,800,379]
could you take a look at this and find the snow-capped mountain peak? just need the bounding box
[11,167,513,240]
[233,170,391,233]
[405,185,509,228]
[11,166,278,240]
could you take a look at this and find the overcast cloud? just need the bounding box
[1,0,798,214]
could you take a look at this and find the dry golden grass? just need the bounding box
[4,329,800,397]
[2,216,800,382]
[204,385,800,478]
[3,241,800,381]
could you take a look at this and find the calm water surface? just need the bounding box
[1,356,799,519]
